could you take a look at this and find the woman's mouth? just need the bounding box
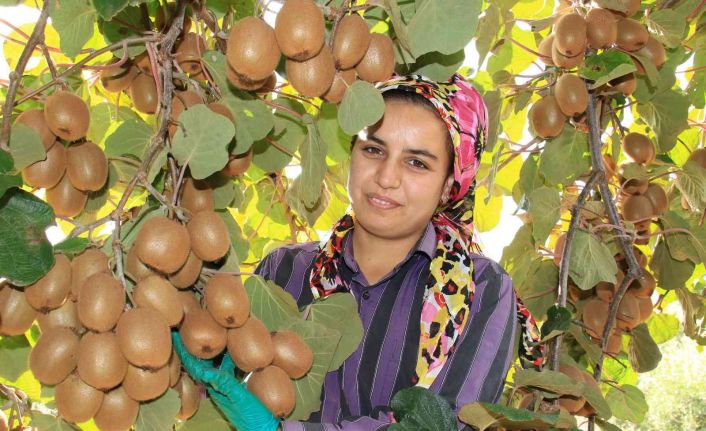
[367,193,401,209]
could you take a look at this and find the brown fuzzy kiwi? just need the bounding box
[537,34,555,65]
[608,73,637,96]
[616,18,648,51]
[629,272,656,298]
[529,95,566,138]
[169,90,204,139]
[595,269,624,301]
[37,299,81,333]
[187,211,231,262]
[582,298,609,339]
[134,53,152,74]
[129,73,159,114]
[100,62,138,93]
[557,364,586,413]
[22,141,66,189]
[621,194,654,222]
[29,327,79,385]
[285,48,336,98]
[221,149,253,177]
[226,61,270,90]
[208,102,235,122]
[122,363,170,401]
[619,175,649,196]
[77,272,125,332]
[168,352,182,387]
[271,330,313,379]
[554,74,588,117]
[247,365,296,417]
[551,44,584,69]
[616,293,640,329]
[180,177,215,214]
[168,251,203,289]
[43,91,90,142]
[93,386,140,431]
[0,285,37,336]
[355,33,395,83]
[176,289,200,315]
[636,36,666,69]
[125,246,156,282]
[77,332,128,390]
[175,373,200,420]
[636,295,653,323]
[133,275,184,326]
[643,183,667,215]
[227,316,274,372]
[227,17,281,81]
[180,308,228,359]
[204,274,249,328]
[688,147,706,169]
[70,248,110,300]
[134,216,191,274]
[55,373,104,423]
[586,8,617,49]
[15,108,56,149]
[46,174,88,218]
[553,13,587,57]
[66,141,108,192]
[116,307,172,370]
[323,68,357,104]
[275,0,325,61]
[332,14,371,69]
[622,133,654,164]
[176,33,207,77]
[25,253,72,312]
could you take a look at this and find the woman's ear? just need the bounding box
[440,176,454,205]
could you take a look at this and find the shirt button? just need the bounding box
[362,290,370,300]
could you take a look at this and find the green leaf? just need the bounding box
[483,90,502,153]
[660,211,700,263]
[475,4,501,66]
[541,305,572,341]
[244,275,300,332]
[407,0,481,57]
[458,402,575,431]
[50,0,97,57]
[528,186,561,244]
[513,369,583,397]
[92,0,129,20]
[580,51,637,89]
[201,50,230,96]
[338,80,385,136]
[177,398,233,431]
[104,119,154,159]
[221,95,275,152]
[52,237,90,257]
[646,9,686,48]
[645,312,679,344]
[135,388,180,431]
[383,0,412,55]
[406,50,466,82]
[593,0,627,12]
[9,123,46,171]
[296,122,327,207]
[518,154,544,196]
[0,189,55,286]
[209,174,236,209]
[605,385,648,424]
[317,103,351,164]
[539,128,591,186]
[635,89,690,153]
[97,6,146,57]
[285,176,329,227]
[628,323,662,373]
[171,105,235,179]
[390,387,456,431]
[568,324,603,364]
[0,335,31,381]
[307,293,364,371]
[582,376,612,419]
[649,240,695,290]
[675,161,706,211]
[252,103,305,173]
[29,413,77,431]
[516,259,557,321]
[675,285,706,344]
[568,230,617,291]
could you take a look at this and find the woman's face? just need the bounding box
[348,99,454,243]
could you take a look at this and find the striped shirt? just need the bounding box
[255,222,517,430]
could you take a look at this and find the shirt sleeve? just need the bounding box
[280,412,393,431]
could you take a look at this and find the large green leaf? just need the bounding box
[405,50,466,82]
[646,9,687,48]
[628,323,662,373]
[580,51,636,89]
[0,188,55,286]
[605,385,648,424]
[518,153,544,196]
[675,285,706,345]
[285,176,329,227]
[516,259,556,321]
[92,0,129,20]
[474,3,501,66]
[459,402,576,431]
[50,0,97,57]
[177,398,233,431]
[660,210,701,263]
[52,237,91,257]
[675,161,706,212]
[221,95,275,153]
[104,119,154,159]
[244,275,300,332]
[252,101,305,173]
[28,413,77,431]
[171,105,235,179]
[294,121,327,207]
[97,6,146,57]
[338,80,385,136]
[568,230,617,291]
[528,186,560,244]
[307,293,363,371]
[135,388,180,431]
[538,128,591,186]
[201,50,230,97]
[540,305,572,341]
[0,150,21,198]
[646,312,680,344]
[649,240,695,290]
[635,89,689,153]
[483,90,502,153]
[390,387,456,431]
[9,124,46,171]
[317,103,351,164]
[513,369,583,397]
[0,335,31,381]
[407,0,481,57]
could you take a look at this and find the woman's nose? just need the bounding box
[375,158,402,189]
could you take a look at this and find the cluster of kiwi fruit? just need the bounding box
[225,0,395,102]
[16,92,107,218]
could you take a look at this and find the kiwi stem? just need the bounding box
[137,173,188,221]
[507,37,546,59]
[263,100,305,119]
[265,136,301,160]
[0,384,25,428]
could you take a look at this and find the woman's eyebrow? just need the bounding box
[366,134,440,161]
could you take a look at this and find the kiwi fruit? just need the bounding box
[615,246,648,270]
[285,48,336,98]
[247,365,296,417]
[116,307,172,370]
[636,295,653,323]
[622,194,654,222]
[37,299,81,333]
[134,52,153,74]
[55,373,104,423]
[204,274,249,328]
[15,108,56,149]
[586,8,617,49]
[77,331,128,390]
[0,285,38,336]
[622,132,654,164]
[29,327,79,385]
[582,297,609,339]
[636,36,666,69]
[180,177,215,214]
[22,140,66,189]
[275,0,325,61]
[227,316,274,372]
[332,14,371,69]
[25,253,71,312]
[557,364,586,413]
[323,68,356,104]
[122,363,170,401]
[66,141,108,192]
[71,248,110,300]
[47,174,88,217]
[603,153,617,179]
[100,62,138,93]
[605,329,623,354]
[596,269,624,301]
[208,102,235,122]
[529,95,566,138]
[170,90,204,136]
[168,351,182,387]
[77,272,125,332]
[134,216,191,274]
[176,33,207,77]
[553,233,567,266]
[227,17,281,81]
[537,34,555,65]
[44,91,90,142]
[355,33,395,83]
[133,275,184,326]
[180,308,228,359]
[553,13,587,57]
[168,251,203,288]
[221,149,253,177]
[643,183,668,215]
[551,44,584,69]
[616,18,648,51]
[554,74,588,117]
[175,373,200,420]
[629,272,655,298]
[93,386,140,431]
[687,147,706,169]
[129,73,159,114]
[271,330,313,379]
[616,293,640,329]
[187,211,231,262]
[125,246,156,282]
[608,73,637,96]
[226,61,270,90]
[176,289,200,315]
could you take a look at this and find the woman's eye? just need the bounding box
[363,146,382,155]
[409,159,428,169]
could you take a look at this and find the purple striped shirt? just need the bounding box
[255,222,517,430]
